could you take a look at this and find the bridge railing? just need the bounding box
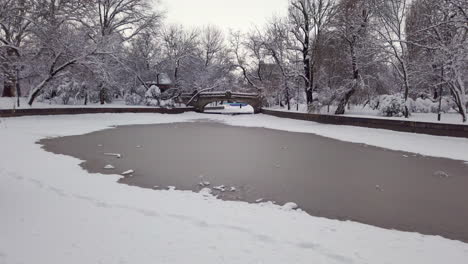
[180,92,260,99]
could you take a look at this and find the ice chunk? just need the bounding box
[199,188,212,196]
[213,185,226,192]
[230,187,236,192]
[104,153,122,159]
[167,186,176,191]
[103,165,115,170]
[282,202,298,210]
[255,198,264,203]
[434,171,449,178]
[199,181,211,187]
[121,170,134,175]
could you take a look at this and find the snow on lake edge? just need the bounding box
[1,113,467,264]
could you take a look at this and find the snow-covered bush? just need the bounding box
[135,85,147,97]
[125,93,143,105]
[379,94,407,117]
[411,98,432,113]
[145,85,161,99]
[125,85,176,107]
[37,79,81,105]
[145,85,161,106]
[409,97,453,113]
[159,99,175,108]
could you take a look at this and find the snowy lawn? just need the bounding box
[268,105,468,126]
[1,113,468,264]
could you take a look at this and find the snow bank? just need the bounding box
[1,113,468,264]
[268,105,468,126]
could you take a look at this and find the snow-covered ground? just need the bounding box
[0,97,173,109]
[269,105,468,125]
[1,113,468,264]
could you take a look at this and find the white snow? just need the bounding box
[199,188,212,196]
[205,104,255,114]
[103,165,115,170]
[0,97,163,110]
[1,113,468,264]
[268,105,468,126]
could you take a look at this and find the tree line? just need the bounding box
[1,0,467,121]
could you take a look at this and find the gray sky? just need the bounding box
[159,0,289,32]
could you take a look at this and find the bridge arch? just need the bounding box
[180,91,263,114]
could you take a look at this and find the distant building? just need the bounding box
[258,61,282,94]
[145,73,174,92]
[259,61,282,83]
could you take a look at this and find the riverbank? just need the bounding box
[1,113,468,264]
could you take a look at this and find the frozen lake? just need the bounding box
[40,121,468,243]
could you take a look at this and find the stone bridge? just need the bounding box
[179,91,263,113]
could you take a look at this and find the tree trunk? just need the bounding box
[456,75,467,123]
[28,77,52,106]
[335,86,356,115]
[84,91,88,105]
[402,63,410,118]
[99,86,107,105]
[303,47,313,104]
[336,42,359,115]
[2,47,19,97]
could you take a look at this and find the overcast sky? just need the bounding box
[159,0,289,32]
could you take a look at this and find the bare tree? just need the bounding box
[0,0,32,98]
[333,0,373,115]
[288,0,336,108]
[200,25,224,67]
[26,0,99,105]
[406,0,467,122]
[228,30,264,91]
[263,17,296,110]
[374,0,412,117]
[94,0,161,39]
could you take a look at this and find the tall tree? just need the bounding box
[407,0,467,122]
[0,0,32,98]
[288,0,336,109]
[333,0,373,115]
[374,0,412,117]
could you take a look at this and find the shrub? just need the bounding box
[379,94,407,117]
[125,93,143,105]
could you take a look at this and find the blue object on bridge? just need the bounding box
[229,103,248,107]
